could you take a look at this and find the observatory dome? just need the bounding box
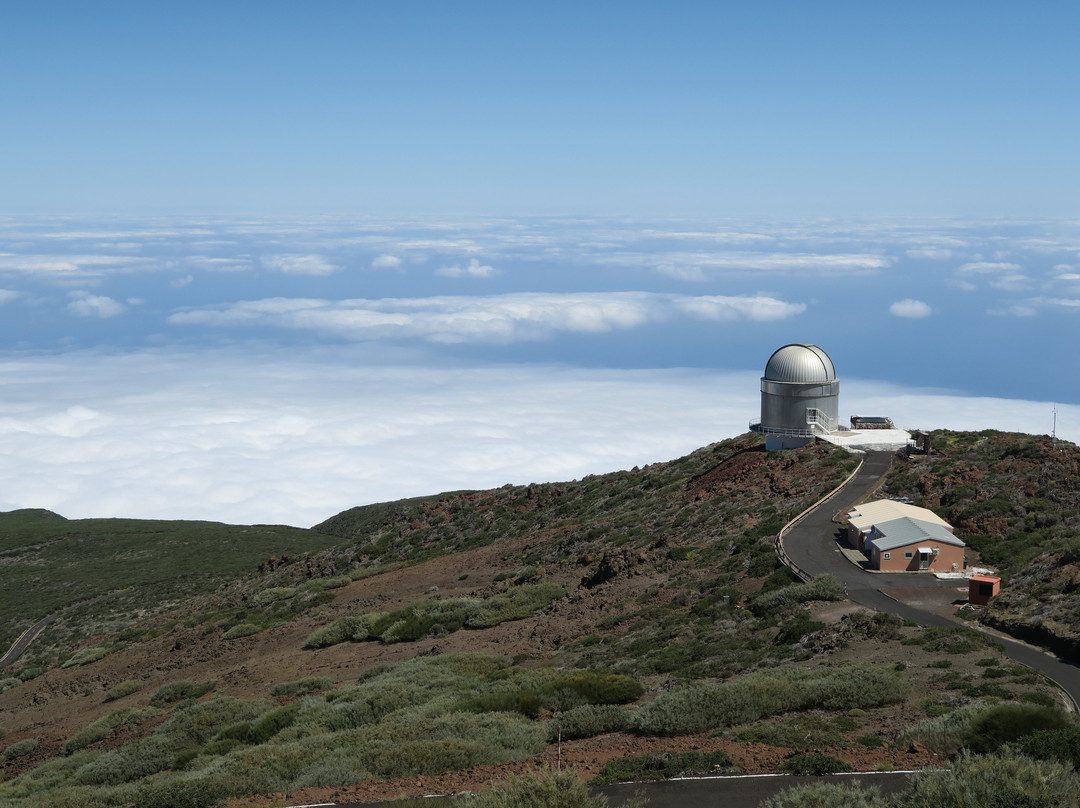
[763,344,836,383]
[752,343,840,450]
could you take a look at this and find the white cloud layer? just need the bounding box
[261,254,339,275]
[372,254,402,269]
[436,258,498,278]
[169,292,807,343]
[67,291,125,318]
[889,299,933,318]
[0,349,1073,527]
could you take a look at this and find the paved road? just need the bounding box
[780,450,1080,708]
[349,772,915,808]
[0,615,55,668]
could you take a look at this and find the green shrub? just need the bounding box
[905,626,1002,655]
[965,702,1074,754]
[319,575,352,589]
[133,773,233,808]
[470,768,634,808]
[735,714,853,749]
[149,680,217,706]
[222,623,261,640]
[463,583,564,630]
[856,734,886,748]
[774,610,826,645]
[749,575,846,617]
[370,738,474,778]
[104,679,143,702]
[270,677,333,697]
[60,646,109,668]
[17,665,44,682]
[633,663,909,736]
[3,737,37,760]
[591,750,733,784]
[303,615,367,649]
[780,752,852,775]
[904,749,1080,808]
[248,704,300,744]
[759,781,889,808]
[1019,691,1056,708]
[61,704,162,756]
[0,677,21,694]
[550,704,631,741]
[1012,725,1080,769]
[542,672,643,707]
[898,703,989,753]
[462,690,543,719]
[251,586,297,606]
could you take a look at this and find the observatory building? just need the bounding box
[750,343,840,450]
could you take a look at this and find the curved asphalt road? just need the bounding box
[781,450,1080,708]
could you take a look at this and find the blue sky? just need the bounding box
[4,3,1078,216]
[0,5,1076,524]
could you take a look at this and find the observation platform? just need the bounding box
[818,428,912,452]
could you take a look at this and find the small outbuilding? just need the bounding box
[969,575,1001,606]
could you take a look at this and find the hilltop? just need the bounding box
[0,431,1077,806]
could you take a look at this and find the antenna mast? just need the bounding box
[1052,405,1057,449]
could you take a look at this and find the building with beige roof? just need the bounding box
[847,500,965,572]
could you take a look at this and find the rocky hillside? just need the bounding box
[0,431,1074,807]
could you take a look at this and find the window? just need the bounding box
[904,551,914,559]
[883,552,891,559]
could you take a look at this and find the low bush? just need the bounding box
[592,750,734,784]
[251,586,297,606]
[735,714,856,749]
[903,626,1002,655]
[749,575,846,617]
[897,703,988,754]
[303,616,367,649]
[222,623,261,640]
[633,663,909,736]
[904,749,1080,808]
[104,679,143,702]
[780,752,852,775]
[549,704,631,741]
[270,677,333,697]
[304,585,564,650]
[370,738,474,778]
[3,738,37,761]
[60,646,109,668]
[1019,691,1056,708]
[1011,725,1080,769]
[759,781,888,808]
[965,702,1073,754]
[0,677,21,694]
[542,672,643,707]
[472,768,638,808]
[149,680,217,706]
[319,575,352,589]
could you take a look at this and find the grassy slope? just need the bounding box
[0,509,343,652]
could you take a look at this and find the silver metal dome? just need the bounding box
[751,343,840,449]
[763,344,836,383]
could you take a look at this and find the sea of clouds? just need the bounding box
[0,215,1075,525]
